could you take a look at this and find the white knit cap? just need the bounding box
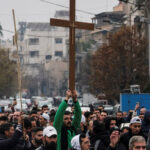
[71,134,81,150]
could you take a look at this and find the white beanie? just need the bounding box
[41,113,50,122]
[71,134,81,150]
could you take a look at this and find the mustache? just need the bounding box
[67,121,71,125]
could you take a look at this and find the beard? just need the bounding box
[67,121,71,127]
[45,141,57,150]
[13,119,18,124]
[35,139,43,145]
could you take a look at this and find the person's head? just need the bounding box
[42,105,49,113]
[30,117,37,129]
[116,111,123,120]
[94,109,100,118]
[120,126,130,135]
[80,133,90,150]
[109,119,117,129]
[13,111,21,122]
[30,110,38,121]
[80,115,86,131]
[84,112,93,123]
[129,136,146,150]
[93,120,106,135]
[32,127,43,147]
[49,111,56,126]
[98,105,104,112]
[105,117,117,131]
[63,111,72,127]
[110,126,120,135]
[43,109,49,115]
[39,113,50,127]
[140,108,146,115]
[130,116,142,135]
[110,127,120,142]
[0,123,14,138]
[123,112,127,118]
[91,113,97,121]
[99,111,108,122]
[0,116,8,125]
[139,113,144,120]
[42,126,57,150]
[24,117,32,134]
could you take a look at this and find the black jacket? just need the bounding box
[120,129,146,150]
[90,120,110,150]
[107,142,126,150]
[142,110,150,138]
[0,129,22,150]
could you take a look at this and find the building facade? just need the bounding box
[19,12,69,66]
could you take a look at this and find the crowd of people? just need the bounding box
[0,90,149,150]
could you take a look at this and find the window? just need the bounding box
[20,46,22,51]
[29,38,39,45]
[55,51,63,57]
[45,55,52,60]
[55,38,62,44]
[30,51,39,57]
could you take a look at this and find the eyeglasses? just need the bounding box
[134,146,146,149]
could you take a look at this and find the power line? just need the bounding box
[2,28,69,38]
[40,0,96,15]
[2,28,93,38]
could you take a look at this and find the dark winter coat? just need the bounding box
[106,142,127,150]
[90,120,109,150]
[116,118,126,128]
[142,110,150,138]
[0,129,22,150]
[120,129,146,150]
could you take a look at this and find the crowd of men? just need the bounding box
[0,90,149,150]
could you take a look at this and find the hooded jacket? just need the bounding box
[71,134,81,150]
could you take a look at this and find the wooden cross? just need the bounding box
[50,0,94,92]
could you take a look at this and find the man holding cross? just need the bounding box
[53,90,81,150]
[50,0,93,149]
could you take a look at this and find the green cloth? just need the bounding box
[54,100,81,150]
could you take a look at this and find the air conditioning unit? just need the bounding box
[130,85,140,94]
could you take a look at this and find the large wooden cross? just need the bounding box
[50,0,94,92]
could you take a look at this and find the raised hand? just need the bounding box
[66,89,72,101]
[109,130,120,148]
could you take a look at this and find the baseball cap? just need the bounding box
[130,116,142,124]
[43,126,57,137]
[41,113,50,122]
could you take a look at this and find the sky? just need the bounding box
[0,0,118,39]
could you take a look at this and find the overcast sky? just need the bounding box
[0,0,118,39]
